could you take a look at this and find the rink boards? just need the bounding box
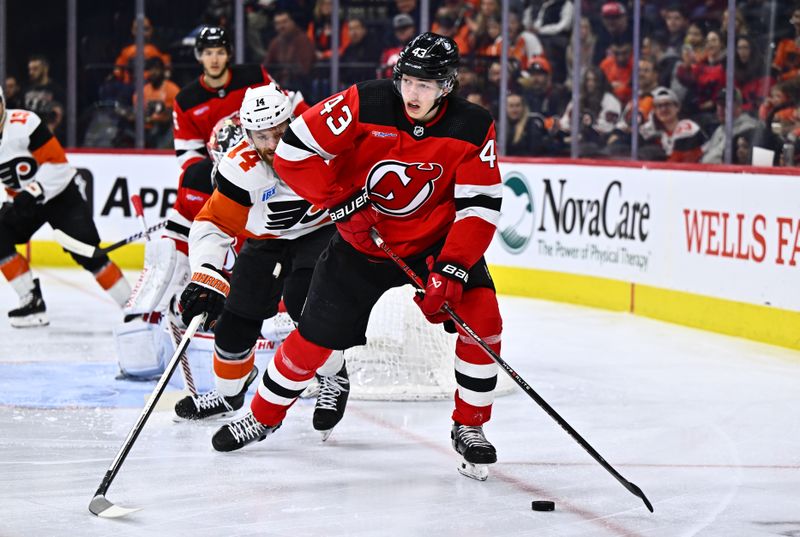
[16,151,800,351]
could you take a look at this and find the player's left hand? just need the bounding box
[12,181,45,219]
[414,256,468,324]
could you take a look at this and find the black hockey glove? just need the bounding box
[179,264,229,331]
[328,188,383,257]
[12,181,45,219]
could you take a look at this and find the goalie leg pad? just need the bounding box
[124,237,186,315]
[114,317,172,378]
[451,287,502,427]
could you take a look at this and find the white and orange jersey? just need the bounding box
[0,109,75,202]
[188,137,331,270]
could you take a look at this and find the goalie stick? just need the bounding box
[88,313,206,519]
[53,220,166,258]
[130,194,197,396]
[369,227,655,513]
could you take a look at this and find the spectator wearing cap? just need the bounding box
[594,1,632,65]
[529,0,574,82]
[640,87,706,162]
[600,39,634,105]
[379,14,417,78]
[388,0,421,29]
[265,10,316,95]
[518,56,569,130]
[307,0,351,60]
[701,88,759,164]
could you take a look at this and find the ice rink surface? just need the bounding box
[1,268,798,537]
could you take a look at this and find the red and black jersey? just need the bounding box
[172,64,273,170]
[274,79,502,268]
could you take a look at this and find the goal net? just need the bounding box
[345,285,515,401]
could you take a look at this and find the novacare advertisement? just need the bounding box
[487,162,800,311]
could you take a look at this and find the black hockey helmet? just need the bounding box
[393,32,459,94]
[194,26,232,60]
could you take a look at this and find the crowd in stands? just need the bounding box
[5,0,800,166]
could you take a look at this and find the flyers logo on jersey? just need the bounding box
[366,160,443,216]
[0,157,38,190]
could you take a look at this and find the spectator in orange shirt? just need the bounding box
[114,17,172,85]
[773,7,800,81]
[432,9,472,56]
[131,57,180,148]
[600,39,633,105]
[307,0,351,60]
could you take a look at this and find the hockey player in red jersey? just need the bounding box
[174,84,348,439]
[0,86,130,327]
[214,33,504,481]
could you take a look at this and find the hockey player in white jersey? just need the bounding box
[0,86,130,327]
[175,83,349,440]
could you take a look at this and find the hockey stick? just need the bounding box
[53,220,167,259]
[130,194,197,396]
[369,228,654,513]
[88,313,206,518]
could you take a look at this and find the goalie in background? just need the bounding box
[0,86,130,328]
[176,83,349,440]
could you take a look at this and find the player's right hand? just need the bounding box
[179,264,229,331]
[328,189,384,256]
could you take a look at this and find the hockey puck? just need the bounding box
[531,500,555,512]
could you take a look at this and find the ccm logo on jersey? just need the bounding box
[366,160,443,217]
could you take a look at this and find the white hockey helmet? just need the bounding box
[239,83,293,133]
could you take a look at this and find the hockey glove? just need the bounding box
[179,264,230,331]
[12,181,45,219]
[414,256,468,324]
[329,189,383,257]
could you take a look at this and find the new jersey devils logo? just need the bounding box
[366,160,443,216]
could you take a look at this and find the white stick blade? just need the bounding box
[53,229,97,258]
[88,494,142,518]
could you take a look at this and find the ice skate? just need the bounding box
[313,363,349,441]
[8,278,48,328]
[451,422,497,481]
[212,411,281,452]
[173,366,258,421]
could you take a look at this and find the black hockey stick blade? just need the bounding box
[369,227,655,513]
[89,493,142,518]
[87,313,206,518]
[54,220,167,258]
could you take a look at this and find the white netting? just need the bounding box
[345,285,515,401]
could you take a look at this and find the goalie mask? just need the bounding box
[207,115,244,165]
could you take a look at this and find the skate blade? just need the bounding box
[319,428,333,442]
[9,314,49,328]
[171,410,237,423]
[458,460,489,481]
